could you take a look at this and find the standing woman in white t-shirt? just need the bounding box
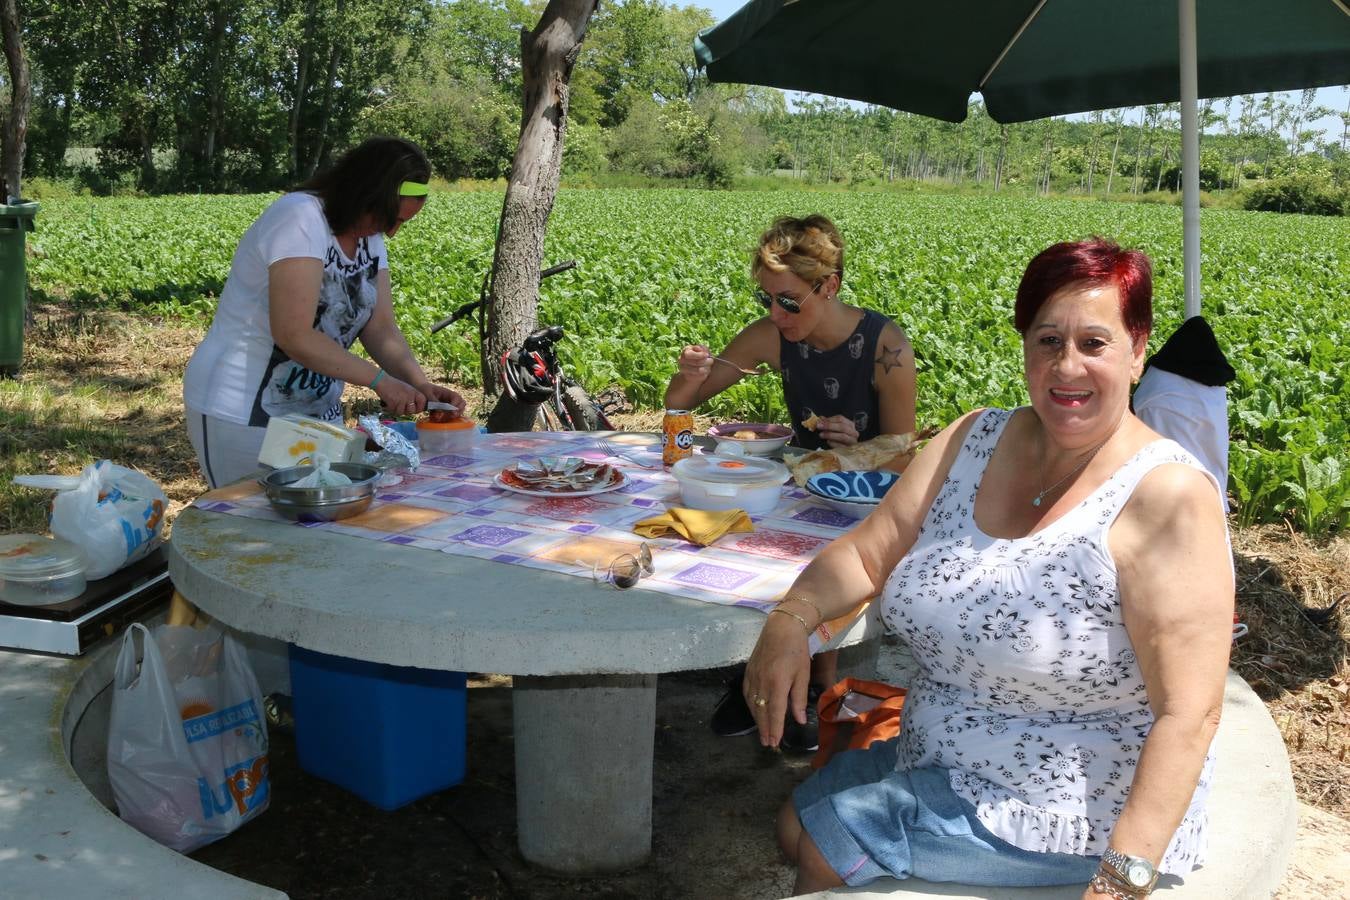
[183,136,464,488]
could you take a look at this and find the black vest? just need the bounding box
[779,309,890,450]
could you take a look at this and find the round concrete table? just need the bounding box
[168,504,879,873]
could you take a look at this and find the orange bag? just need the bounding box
[812,677,907,770]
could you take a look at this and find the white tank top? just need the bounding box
[882,407,1224,873]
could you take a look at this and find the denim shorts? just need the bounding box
[793,738,1100,888]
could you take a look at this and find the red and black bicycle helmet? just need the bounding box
[500,350,556,404]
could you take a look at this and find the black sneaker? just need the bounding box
[710,668,757,736]
[779,683,823,754]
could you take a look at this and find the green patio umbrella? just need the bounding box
[695,0,1350,316]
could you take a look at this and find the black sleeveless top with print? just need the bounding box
[779,309,890,450]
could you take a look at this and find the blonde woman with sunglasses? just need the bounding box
[667,214,918,752]
[665,214,916,451]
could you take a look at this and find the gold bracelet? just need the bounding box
[768,606,811,635]
[778,595,825,626]
[1090,867,1150,899]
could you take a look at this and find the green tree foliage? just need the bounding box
[23,0,426,190]
[1242,174,1348,216]
[359,1,540,180]
[13,0,1345,202]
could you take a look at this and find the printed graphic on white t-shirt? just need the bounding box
[248,242,379,425]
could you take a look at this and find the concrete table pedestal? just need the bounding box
[167,505,884,875]
[514,673,658,871]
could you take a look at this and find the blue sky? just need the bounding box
[692,0,1348,144]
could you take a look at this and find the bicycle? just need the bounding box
[430,260,625,433]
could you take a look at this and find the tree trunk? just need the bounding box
[202,0,230,178]
[1133,119,1151,195]
[289,0,319,180]
[1105,122,1122,194]
[1086,113,1102,195]
[305,8,344,180]
[0,0,30,201]
[1040,130,1054,195]
[138,124,156,190]
[993,125,1008,192]
[482,0,598,428]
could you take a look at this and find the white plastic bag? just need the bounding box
[13,460,167,579]
[289,452,351,488]
[107,623,270,853]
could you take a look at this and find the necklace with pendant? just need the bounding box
[1031,422,1121,508]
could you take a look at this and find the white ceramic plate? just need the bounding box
[492,470,628,498]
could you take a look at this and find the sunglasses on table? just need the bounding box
[753,280,822,315]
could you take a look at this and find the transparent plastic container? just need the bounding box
[670,454,789,514]
[416,417,477,454]
[0,533,88,606]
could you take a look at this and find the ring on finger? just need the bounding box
[754,697,767,707]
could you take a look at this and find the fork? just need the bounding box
[712,356,772,377]
[596,438,660,468]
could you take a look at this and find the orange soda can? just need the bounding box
[662,409,695,466]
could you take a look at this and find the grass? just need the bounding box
[2,301,1346,820]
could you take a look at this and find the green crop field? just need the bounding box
[28,189,1350,533]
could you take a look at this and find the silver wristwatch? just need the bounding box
[1102,847,1159,893]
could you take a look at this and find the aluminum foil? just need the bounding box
[358,414,420,486]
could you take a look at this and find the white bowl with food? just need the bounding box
[707,422,793,457]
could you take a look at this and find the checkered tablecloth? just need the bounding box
[194,432,867,623]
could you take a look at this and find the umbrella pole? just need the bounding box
[1178,0,1201,319]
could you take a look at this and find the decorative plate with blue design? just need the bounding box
[805,470,899,518]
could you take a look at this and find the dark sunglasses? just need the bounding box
[753,280,822,315]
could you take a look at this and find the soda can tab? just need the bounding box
[662,409,695,466]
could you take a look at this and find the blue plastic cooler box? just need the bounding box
[289,646,467,810]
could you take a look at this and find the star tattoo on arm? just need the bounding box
[876,344,908,374]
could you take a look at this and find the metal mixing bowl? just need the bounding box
[258,462,381,522]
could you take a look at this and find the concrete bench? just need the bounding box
[1,633,1293,899]
[791,671,1296,899]
[0,627,284,900]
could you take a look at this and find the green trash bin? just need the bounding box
[0,201,39,377]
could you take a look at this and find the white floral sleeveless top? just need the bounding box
[882,408,1222,874]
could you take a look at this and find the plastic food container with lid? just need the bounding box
[0,533,89,606]
[670,454,789,515]
[416,416,478,454]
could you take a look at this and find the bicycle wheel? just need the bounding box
[561,383,607,431]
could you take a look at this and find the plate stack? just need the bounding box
[804,470,899,519]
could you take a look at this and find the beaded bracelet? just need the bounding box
[768,606,811,635]
[370,368,386,389]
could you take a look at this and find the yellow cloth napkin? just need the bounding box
[633,507,754,546]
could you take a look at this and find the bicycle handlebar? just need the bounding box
[429,260,577,334]
[540,259,577,279]
[430,298,481,334]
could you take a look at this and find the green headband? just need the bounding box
[399,181,429,197]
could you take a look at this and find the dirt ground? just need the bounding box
[191,665,807,900]
[191,644,1350,900]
